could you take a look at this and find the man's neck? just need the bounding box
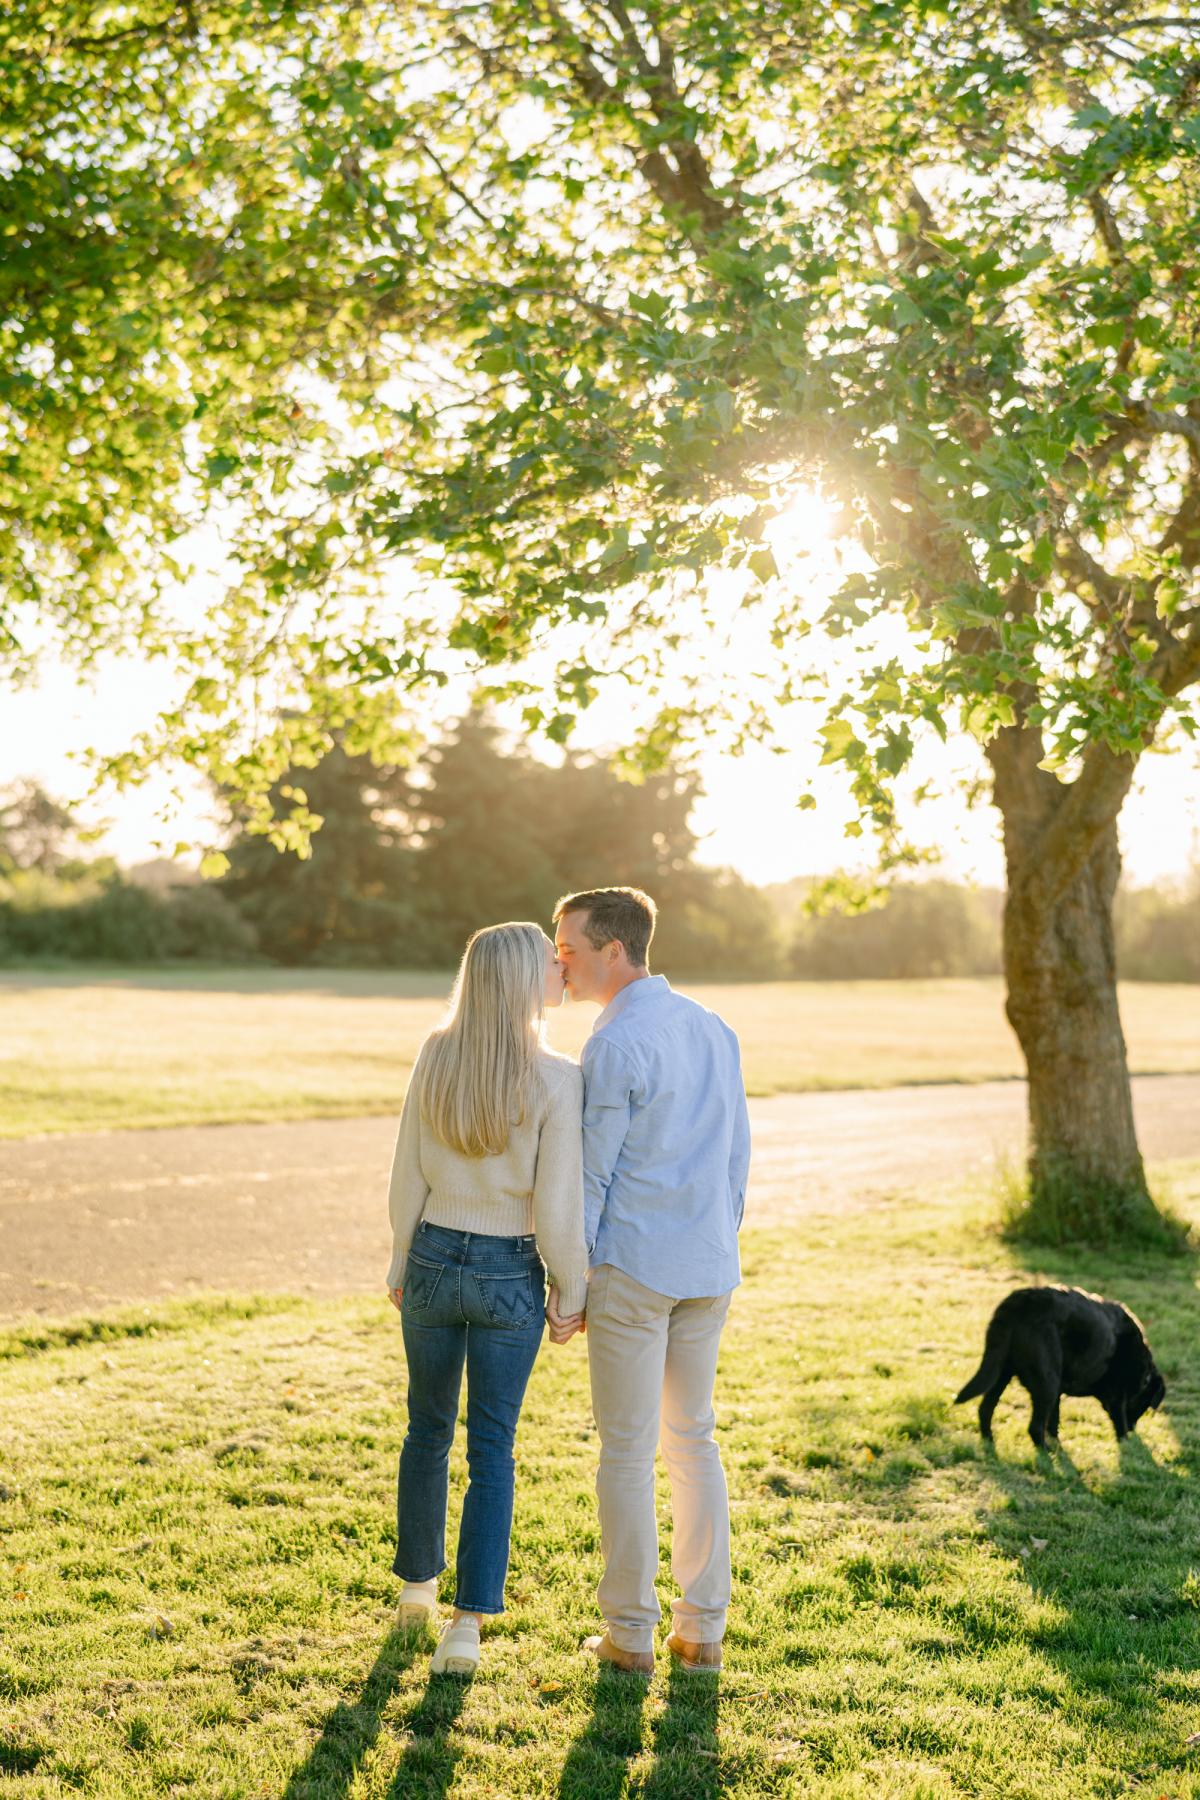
[596,965,651,1011]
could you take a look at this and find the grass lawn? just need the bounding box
[3,1169,1199,1797]
[3,967,1199,1136]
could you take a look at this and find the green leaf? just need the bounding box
[710,389,735,435]
[818,719,861,765]
[1087,320,1126,350]
[598,527,630,569]
[877,727,913,775]
[631,291,669,322]
[1072,102,1114,129]
[1028,537,1054,578]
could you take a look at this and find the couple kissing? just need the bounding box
[385,885,750,1678]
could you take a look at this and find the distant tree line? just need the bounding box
[0,719,779,977]
[774,880,1004,980]
[2,739,1197,982]
[1114,882,1200,985]
[0,780,257,964]
[769,875,1200,983]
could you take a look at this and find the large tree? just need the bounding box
[3,1,1199,1228]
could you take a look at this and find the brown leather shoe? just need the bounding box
[582,1632,655,1676]
[666,1632,722,1672]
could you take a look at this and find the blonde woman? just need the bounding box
[385,921,589,1677]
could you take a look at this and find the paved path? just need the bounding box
[3,1076,1198,1321]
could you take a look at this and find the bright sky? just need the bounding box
[3,490,1198,891]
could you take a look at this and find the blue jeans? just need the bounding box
[394,1222,546,1614]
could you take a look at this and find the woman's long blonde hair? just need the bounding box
[419,921,547,1157]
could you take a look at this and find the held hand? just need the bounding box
[546,1286,586,1345]
[387,1285,403,1313]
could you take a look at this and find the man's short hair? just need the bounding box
[553,886,657,969]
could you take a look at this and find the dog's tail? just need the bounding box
[954,1330,1009,1404]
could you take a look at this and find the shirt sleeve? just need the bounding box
[729,1040,751,1229]
[531,1064,590,1316]
[385,1045,430,1289]
[581,1034,635,1254]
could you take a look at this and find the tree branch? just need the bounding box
[1123,402,1200,456]
[410,139,498,232]
[1038,15,1200,42]
[541,0,732,233]
[1089,190,1126,262]
[1155,612,1200,698]
[598,0,730,223]
[1159,474,1200,565]
[985,724,1056,844]
[59,7,194,51]
[1053,535,1131,618]
[1021,743,1139,910]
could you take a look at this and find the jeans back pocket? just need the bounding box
[473,1265,542,1330]
[401,1253,446,1314]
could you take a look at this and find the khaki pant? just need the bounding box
[586,1263,732,1654]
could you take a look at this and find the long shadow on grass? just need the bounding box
[557,1665,649,1800]
[280,1629,466,1800]
[963,1245,1200,1768]
[640,1663,722,1800]
[281,1628,413,1799]
[385,1670,468,1798]
[557,1662,726,1800]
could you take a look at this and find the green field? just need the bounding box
[3,1173,1199,1798]
[4,967,1199,1137]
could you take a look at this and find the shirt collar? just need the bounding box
[593,972,670,1033]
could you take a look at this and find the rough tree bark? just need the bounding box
[987,722,1151,1222]
[1003,821,1145,1202]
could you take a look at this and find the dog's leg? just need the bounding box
[1111,1396,1130,1440]
[978,1369,1011,1440]
[1026,1346,1061,1448]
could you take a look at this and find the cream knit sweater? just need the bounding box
[386,1043,590,1315]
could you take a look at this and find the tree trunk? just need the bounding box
[985,724,1173,1242]
[1001,817,1148,1209]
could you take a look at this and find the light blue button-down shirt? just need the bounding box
[580,974,751,1300]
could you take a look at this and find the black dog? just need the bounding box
[955,1285,1165,1448]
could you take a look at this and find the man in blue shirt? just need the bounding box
[550,886,751,1675]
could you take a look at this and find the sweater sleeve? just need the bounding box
[385,1046,431,1290]
[531,1062,590,1316]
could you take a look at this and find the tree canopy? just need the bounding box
[4,0,1197,854]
